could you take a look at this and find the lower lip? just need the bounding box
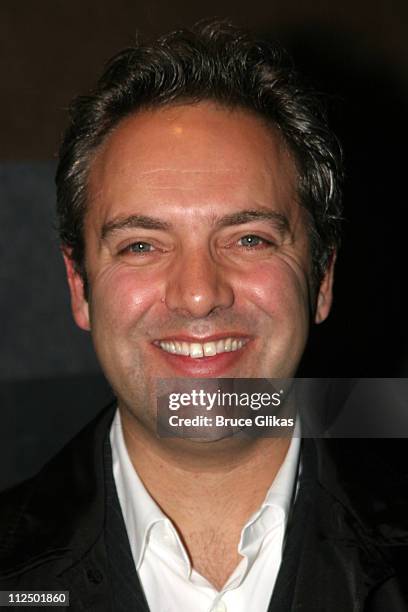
[152,343,250,376]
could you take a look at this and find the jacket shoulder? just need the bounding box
[0,403,116,578]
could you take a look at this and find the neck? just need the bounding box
[120,406,290,573]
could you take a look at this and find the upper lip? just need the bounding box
[154,333,251,343]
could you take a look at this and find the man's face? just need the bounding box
[65,102,334,430]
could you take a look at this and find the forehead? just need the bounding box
[87,102,300,224]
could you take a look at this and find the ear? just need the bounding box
[62,250,90,331]
[314,251,336,324]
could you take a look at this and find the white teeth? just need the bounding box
[190,343,204,358]
[157,337,248,358]
[216,339,225,353]
[203,342,217,356]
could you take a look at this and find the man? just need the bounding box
[0,21,406,611]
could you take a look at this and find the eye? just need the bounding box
[238,234,273,248]
[122,241,155,254]
[118,240,156,255]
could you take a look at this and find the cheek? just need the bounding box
[241,260,311,321]
[89,266,162,331]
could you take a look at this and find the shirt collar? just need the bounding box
[263,416,301,520]
[110,410,165,570]
[237,419,301,561]
[110,409,300,572]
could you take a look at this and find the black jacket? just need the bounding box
[0,403,407,611]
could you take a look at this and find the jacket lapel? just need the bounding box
[268,438,397,612]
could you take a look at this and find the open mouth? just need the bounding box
[152,334,251,375]
[154,337,249,359]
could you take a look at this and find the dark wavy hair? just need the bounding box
[56,20,343,292]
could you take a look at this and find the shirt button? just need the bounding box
[211,602,227,612]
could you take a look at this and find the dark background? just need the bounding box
[1,0,407,490]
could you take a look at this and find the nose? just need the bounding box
[164,249,234,318]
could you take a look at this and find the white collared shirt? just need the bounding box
[110,410,300,612]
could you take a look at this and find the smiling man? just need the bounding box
[67,103,330,425]
[0,21,406,612]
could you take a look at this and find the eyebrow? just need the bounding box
[101,214,171,240]
[101,209,290,240]
[214,210,290,235]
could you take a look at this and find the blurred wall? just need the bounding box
[2,0,408,160]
